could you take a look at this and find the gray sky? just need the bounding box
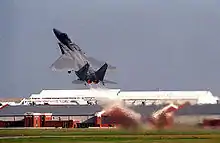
[1,0,220,98]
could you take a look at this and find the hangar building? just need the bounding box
[12,89,219,106]
[1,104,220,128]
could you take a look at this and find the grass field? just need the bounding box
[0,128,220,143]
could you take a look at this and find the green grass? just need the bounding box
[0,128,220,143]
[0,137,219,143]
[1,128,220,136]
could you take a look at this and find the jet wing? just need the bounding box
[63,43,116,70]
[85,56,116,70]
[50,54,82,72]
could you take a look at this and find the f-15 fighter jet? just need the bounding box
[51,28,116,72]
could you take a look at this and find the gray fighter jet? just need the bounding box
[52,28,116,71]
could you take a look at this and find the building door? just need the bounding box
[41,115,45,127]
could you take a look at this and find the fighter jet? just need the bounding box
[72,62,117,86]
[52,28,116,70]
[54,43,116,85]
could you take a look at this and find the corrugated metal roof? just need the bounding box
[0,105,102,116]
[0,104,220,117]
[130,104,220,116]
[175,104,220,115]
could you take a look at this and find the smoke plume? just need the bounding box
[93,88,145,130]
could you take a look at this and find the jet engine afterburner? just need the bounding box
[87,80,92,84]
[93,80,99,84]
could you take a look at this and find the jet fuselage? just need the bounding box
[85,73,99,84]
[53,28,73,50]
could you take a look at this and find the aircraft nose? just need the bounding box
[53,28,61,36]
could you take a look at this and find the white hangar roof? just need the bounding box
[29,88,120,99]
[28,89,219,104]
[119,91,219,104]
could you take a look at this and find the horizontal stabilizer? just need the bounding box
[103,79,117,84]
[72,80,84,84]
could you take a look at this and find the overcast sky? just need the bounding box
[1,0,220,98]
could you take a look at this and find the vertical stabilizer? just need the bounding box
[75,62,90,80]
[95,63,108,81]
